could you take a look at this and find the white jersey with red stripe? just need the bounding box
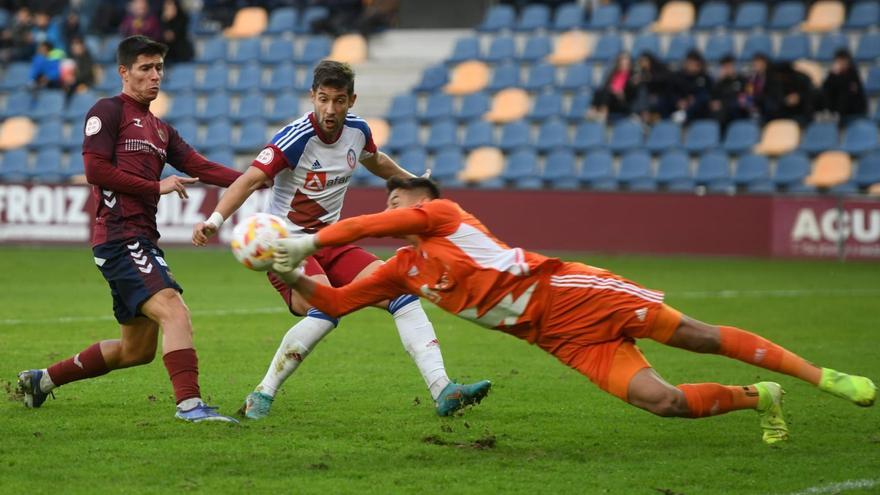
[250,111,377,234]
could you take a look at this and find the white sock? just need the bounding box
[255,312,338,397]
[390,297,450,400]
[178,397,203,410]
[39,368,55,393]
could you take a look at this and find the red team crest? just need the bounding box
[303,171,327,192]
[346,148,356,169]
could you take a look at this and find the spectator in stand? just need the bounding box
[357,0,400,37]
[120,0,162,41]
[590,52,635,122]
[631,52,673,124]
[30,40,65,89]
[0,6,36,62]
[160,0,193,62]
[88,0,127,35]
[822,49,868,126]
[763,62,815,126]
[671,50,713,124]
[745,53,769,120]
[32,10,65,49]
[60,10,84,53]
[311,0,363,36]
[67,35,96,94]
[709,55,749,129]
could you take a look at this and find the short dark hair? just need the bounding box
[719,54,735,65]
[117,35,167,68]
[311,60,355,95]
[386,176,441,200]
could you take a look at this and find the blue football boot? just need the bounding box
[17,369,53,408]
[436,380,492,416]
[175,402,239,424]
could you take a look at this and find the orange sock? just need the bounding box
[718,326,821,385]
[677,383,760,418]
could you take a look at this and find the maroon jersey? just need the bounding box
[82,93,241,245]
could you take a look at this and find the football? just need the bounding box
[230,213,289,271]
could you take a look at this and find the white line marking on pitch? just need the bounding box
[783,478,880,495]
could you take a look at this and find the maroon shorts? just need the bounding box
[266,244,379,315]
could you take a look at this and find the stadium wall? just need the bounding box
[0,184,878,260]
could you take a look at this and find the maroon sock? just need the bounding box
[46,342,110,387]
[162,348,201,404]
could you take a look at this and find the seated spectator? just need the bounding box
[357,0,400,37]
[590,52,635,122]
[822,49,867,125]
[61,10,84,53]
[710,55,749,129]
[120,0,162,41]
[311,0,363,36]
[0,6,36,63]
[87,0,126,35]
[31,10,65,50]
[631,52,673,124]
[672,50,713,124]
[744,52,769,120]
[67,36,96,94]
[30,40,65,89]
[763,62,815,126]
[160,0,194,62]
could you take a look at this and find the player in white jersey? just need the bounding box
[192,61,490,419]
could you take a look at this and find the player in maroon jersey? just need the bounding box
[17,35,241,423]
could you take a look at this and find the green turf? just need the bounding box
[1,246,878,494]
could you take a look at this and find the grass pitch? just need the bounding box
[1,246,878,494]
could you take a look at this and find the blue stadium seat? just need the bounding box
[829,181,860,195]
[553,3,584,31]
[422,93,454,123]
[457,91,490,122]
[854,33,880,63]
[516,4,550,31]
[261,38,295,65]
[515,176,545,190]
[386,93,418,123]
[845,1,880,30]
[769,2,805,30]
[0,62,30,90]
[588,3,621,30]
[528,92,563,122]
[425,119,458,152]
[163,63,196,93]
[733,2,767,30]
[816,34,850,62]
[431,149,464,183]
[414,64,449,93]
[352,160,380,185]
[579,149,615,187]
[32,147,64,182]
[618,150,652,185]
[232,92,265,123]
[295,36,331,66]
[523,63,556,92]
[543,149,578,187]
[234,120,267,153]
[65,152,84,177]
[534,118,569,153]
[396,147,428,176]
[683,120,720,154]
[656,150,692,185]
[61,120,82,149]
[228,63,261,93]
[95,35,121,64]
[267,92,299,123]
[0,149,29,182]
[798,121,838,155]
[447,37,481,65]
[777,34,811,62]
[608,120,643,153]
[498,120,532,152]
[478,4,516,32]
[722,120,760,154]
[733,153,770,185]
[644,120,680,154]
[32,119,63,150]
[558,63,592,92]
[205,147,235,169]
[841,119,878,155]
[502,149,539,182]
[665,34,696,63]
[262,63,297,93]
[484,36,516,64]
[695,1,730,30]
[386,120,420,153]
[265,7,298,36]
[565,90,593,122]
[623,2,657,30]
[230,37,261,65]
[94,64,121,93]
[296,5,330,34]
[631,33,660,59]
[695,151,732,190]
[30,90,65,121]
[164,92,197,122]
[774,152,811,187]
[571,120,604,152]
[198,92,231,122]
[173,118,198,144]
[198,37,227,64]
[1,89,31,118]
[461,120,494,151]
[744,179,777,193]
[520,35,552,63]
[486,63,520,92]
[590,33,622,62]
[704,34,735,62]
[739,33,772,62]
[855,151,880,187]
[200,120,232,149]
[866,67,880,96]
[196,62,228,93]
[64,90,96,122]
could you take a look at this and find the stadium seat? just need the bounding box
[386,93,418,123]
[196,62,228,93]
[163,63,196,93]
[793,60,826,88]
[396,147,428,176]
[34,119,63,150]
[461,120,494,151]
[414,64,449,93]
[841,119,879,155]
[228,63,261,93]
[229,37,261,64]
[261,62,297,93]
[798,121,838,155]
[588,4,621,31]
[0,62,30,91]
[385,120,419,153]
[296,5,330,34]
[527,92,564,122]
[683,120,720,154]
[1,89,30,118]
[608,120,643,153]
[656,150,692,185]
[198,37,227,64]
[165,92,197,122]
[618,150,653,185]
[664,34,696,63]
[769,2,805,30]
[571,120,604,152]
[543,149,578,187]
[845,1,880,30]
[535,118,569,153]
[704,34,735,62]
[223,7,267,38]
[866,67,880,96]
[744,180,777,194]
[478,4,516,33]
[457,91,490,122]
[854,151,880,187]
[623,2,657,31]
[722,120,761,154]
[516,4,550,32]
[232,92,265,123]
[261,38,295,65]
[739,34,772,62]
[431,149,465,184]
[64,90,96,122]
[502,149,539,183]
[366,118,389,149]
[296,36,332,66]
[31,147,65,182]
[485,88,530,123]
[444,60,490,95]
[498,120,532,152]
[425,119,458,152]
[801,1,845,32]
[520,36,552,63]
[579,149,615,186]
[197,92,231,122]
[552,3,584,31]
[854,33,880,63]
[774,152,811,187]
[234,120,267,153]
[0,148,30,182]
[459,147,504,183]
[565,90,593,122]
[816,33,850,62]
[153,91,171,119]
[447,37,480,65]
[590,33,622,62]
[422,92,455,123]
[95,35,121,64]
[733,2,767,30]
[777,34,811,62]
[173,118,198,144]
[805,150,852,187]
[733,153,770,185]
[695,1,729,30]
[329,34,367,64]
[652,1,694,33]
[631,33,660,59]
[754,119,800,156]
[486,62,520,92]
[205,147,235,169]
[65,152,85,178]
[484,36,516,64]
[94,64,120,93]
[200,120,232,149]
[265,7,297,35]
[29,91,65,121]
[695,151,733,191]
[644,120,680,153]
[546,30,590,66]
[523,63,556,92]
[558,62,592,92]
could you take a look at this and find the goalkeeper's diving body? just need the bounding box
[270,176,876,444]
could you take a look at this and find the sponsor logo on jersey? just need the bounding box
[303,172,351,192]
[85,116,102,136]
[157,128,166,142]
[346,148,356,169]
[256,147,274,165]
[132,118,143,128]
[123,138,167,161]
[312,160,322,169]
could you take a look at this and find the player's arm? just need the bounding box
[360,151,417,180]
[191,165,269,246]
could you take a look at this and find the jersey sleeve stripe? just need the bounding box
[273,120,310,150]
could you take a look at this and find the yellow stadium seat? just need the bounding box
[444,60,490,95]
[459,147,504,183]
[484,88,530,123]
[0,116,36,150]
[152,91,170,118]
[224,7,268,38]
[329,33,368,65]
[801,1,844,33]
[753,119,800,156]
[366,117,389,148]
[652,1,695,33]
[793,60,826,88]
[805,151,852,187]
[546,30,591,66]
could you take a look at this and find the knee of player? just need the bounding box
[644,389,688,417]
